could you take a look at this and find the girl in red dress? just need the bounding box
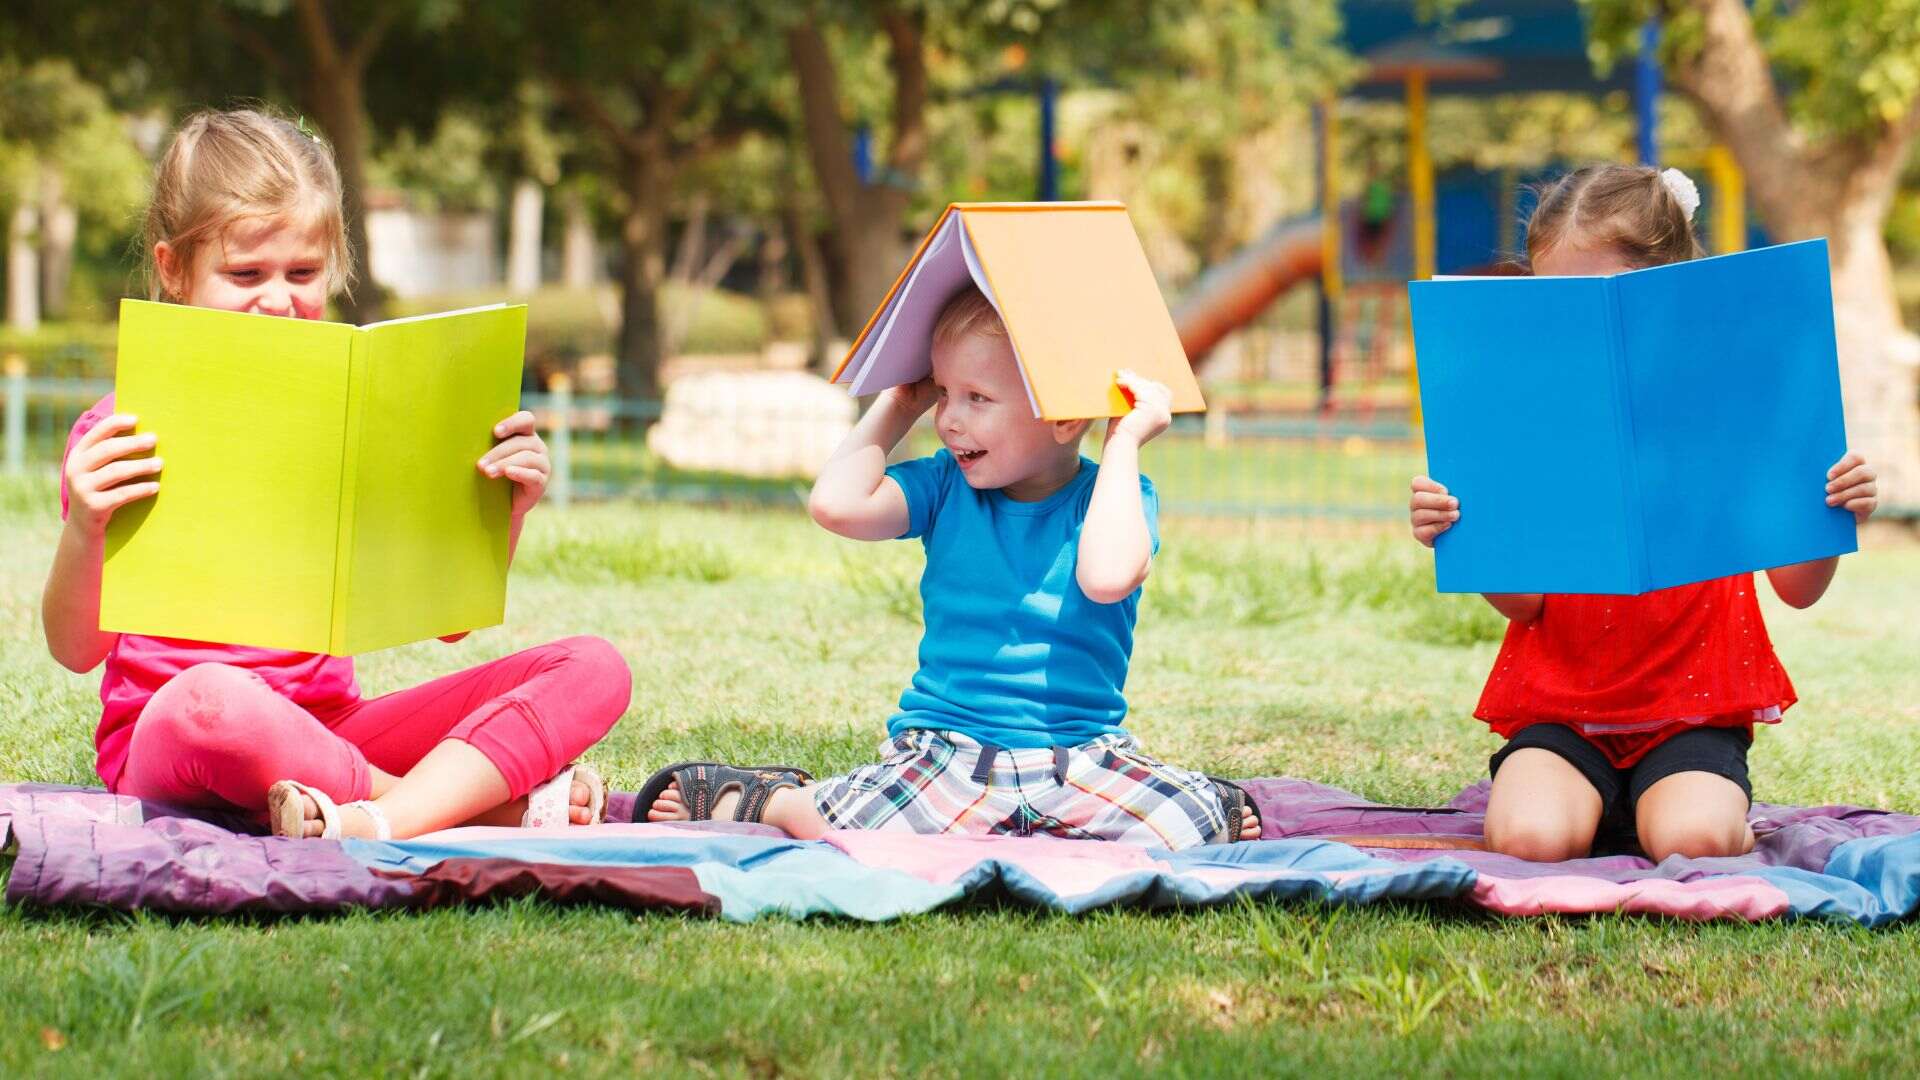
[1408,164,1881,863]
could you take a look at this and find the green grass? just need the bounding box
[3,475,1919,1075]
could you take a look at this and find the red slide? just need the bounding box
[1172,214,1324,366]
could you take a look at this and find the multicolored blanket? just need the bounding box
[5,778,1917,924]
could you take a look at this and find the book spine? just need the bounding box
[328,331,372,654]
[1602,278,1649,592]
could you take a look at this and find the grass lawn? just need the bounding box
[2,473,1918,1076]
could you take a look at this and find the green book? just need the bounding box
[102,299,528,655]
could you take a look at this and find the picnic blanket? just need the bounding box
[5,778,1918,925]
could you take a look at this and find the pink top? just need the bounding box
[63,396,361,790]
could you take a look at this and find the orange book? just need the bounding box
[831,202,1205,420]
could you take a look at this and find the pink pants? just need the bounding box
[116,635,631,819]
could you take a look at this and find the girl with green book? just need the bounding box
[41,108,632,841]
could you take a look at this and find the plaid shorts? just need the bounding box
[810,729,1232,851]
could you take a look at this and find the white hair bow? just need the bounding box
[1659,167,1700,222]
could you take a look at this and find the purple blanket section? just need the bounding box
[6,778,1919,915]
[0,783,768,914]
[1242,777,1920,884]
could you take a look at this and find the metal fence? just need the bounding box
[6,367,1911,524]
[0,367,1425,522]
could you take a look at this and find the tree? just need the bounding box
[1587,0,1920,506]
[463,1,783,398]
[0,59,147,327]
[12,2,463,325]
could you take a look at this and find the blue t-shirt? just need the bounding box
[883,449,1160,749]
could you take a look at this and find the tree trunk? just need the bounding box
[787,10,925,333]
[1665,0,1920,509]
[303,70,382,323]
[561,189,598,288]
[506,177,545,294]
[7,203,39,332]
[38,166,75,320]
[616,157,670,400]
[1828,213,1920,509]
[785,202,839,374]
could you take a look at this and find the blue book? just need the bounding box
[1408,238,1856,595]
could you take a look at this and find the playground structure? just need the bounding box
[1169,0,1762,428]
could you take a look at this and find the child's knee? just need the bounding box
[140,663,263,749]
[1637,812,1752,861]
[1485,809,1592,862]
[549,635,633,727]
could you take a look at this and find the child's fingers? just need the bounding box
[1827,480,1876,505]
[1825,463,1875,494]
[1411,507,1457,527]
[97,482,159,510]
[503,465,545,487]
[74,432,158,473]
[1843,495,1878,517]
[487,449,550,478]
[91,456,165,490]
[478,435,546,471]
[1827,452,1864,479]
[74,414,139,450]
[492,410,538,438]
[1409,490,1457,513]
[1410,475,1448,496]
[1412,523,1444,547]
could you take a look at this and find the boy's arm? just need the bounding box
[808,379,936,541]
[1077,371,1167,604]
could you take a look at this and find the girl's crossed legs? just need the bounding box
[117,635,631,839]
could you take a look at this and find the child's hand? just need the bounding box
[1409,476,1458,547]
[1105,370,1172,447]
[1826,452,1877,523]
[62,415,163,540]
[478,411,550,518]
[882,376,938,418]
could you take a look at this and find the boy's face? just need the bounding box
[930,331,1077,491]
[157,216,330,320]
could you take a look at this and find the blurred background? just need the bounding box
[2,0,1917,523]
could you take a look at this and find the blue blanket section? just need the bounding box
[346,832,1480,922]
[1752,832,1920,927]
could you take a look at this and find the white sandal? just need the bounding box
[266,780,393,841]
[522,763,605,828]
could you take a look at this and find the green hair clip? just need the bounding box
[295,114,318,140]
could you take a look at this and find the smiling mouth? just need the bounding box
[953,448,986,465]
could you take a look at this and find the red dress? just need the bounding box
[1474,574,1795,767]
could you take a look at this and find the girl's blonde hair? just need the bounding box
[143,108,353,302]
[1525,163,1703,271]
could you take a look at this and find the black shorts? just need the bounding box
[1489,723,1752,846]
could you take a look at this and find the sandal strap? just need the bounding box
[667,763,812,824]
[343,800,393,841]
[1210,777,1251,844]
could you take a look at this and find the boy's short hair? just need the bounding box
[932,287,1008,348]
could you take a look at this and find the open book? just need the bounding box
[832,202,1205,420]
[1408,238,1856,595]
[101,300,527,654]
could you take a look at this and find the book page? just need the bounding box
[101,301,356,651]
[846,213,977,396]
[338,305,524,653]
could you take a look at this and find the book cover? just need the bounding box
[832,202,1205,420]
[102,300,527,653]
[1408,238,1855,595]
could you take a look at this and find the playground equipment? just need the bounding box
[1169,0,1761,424]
